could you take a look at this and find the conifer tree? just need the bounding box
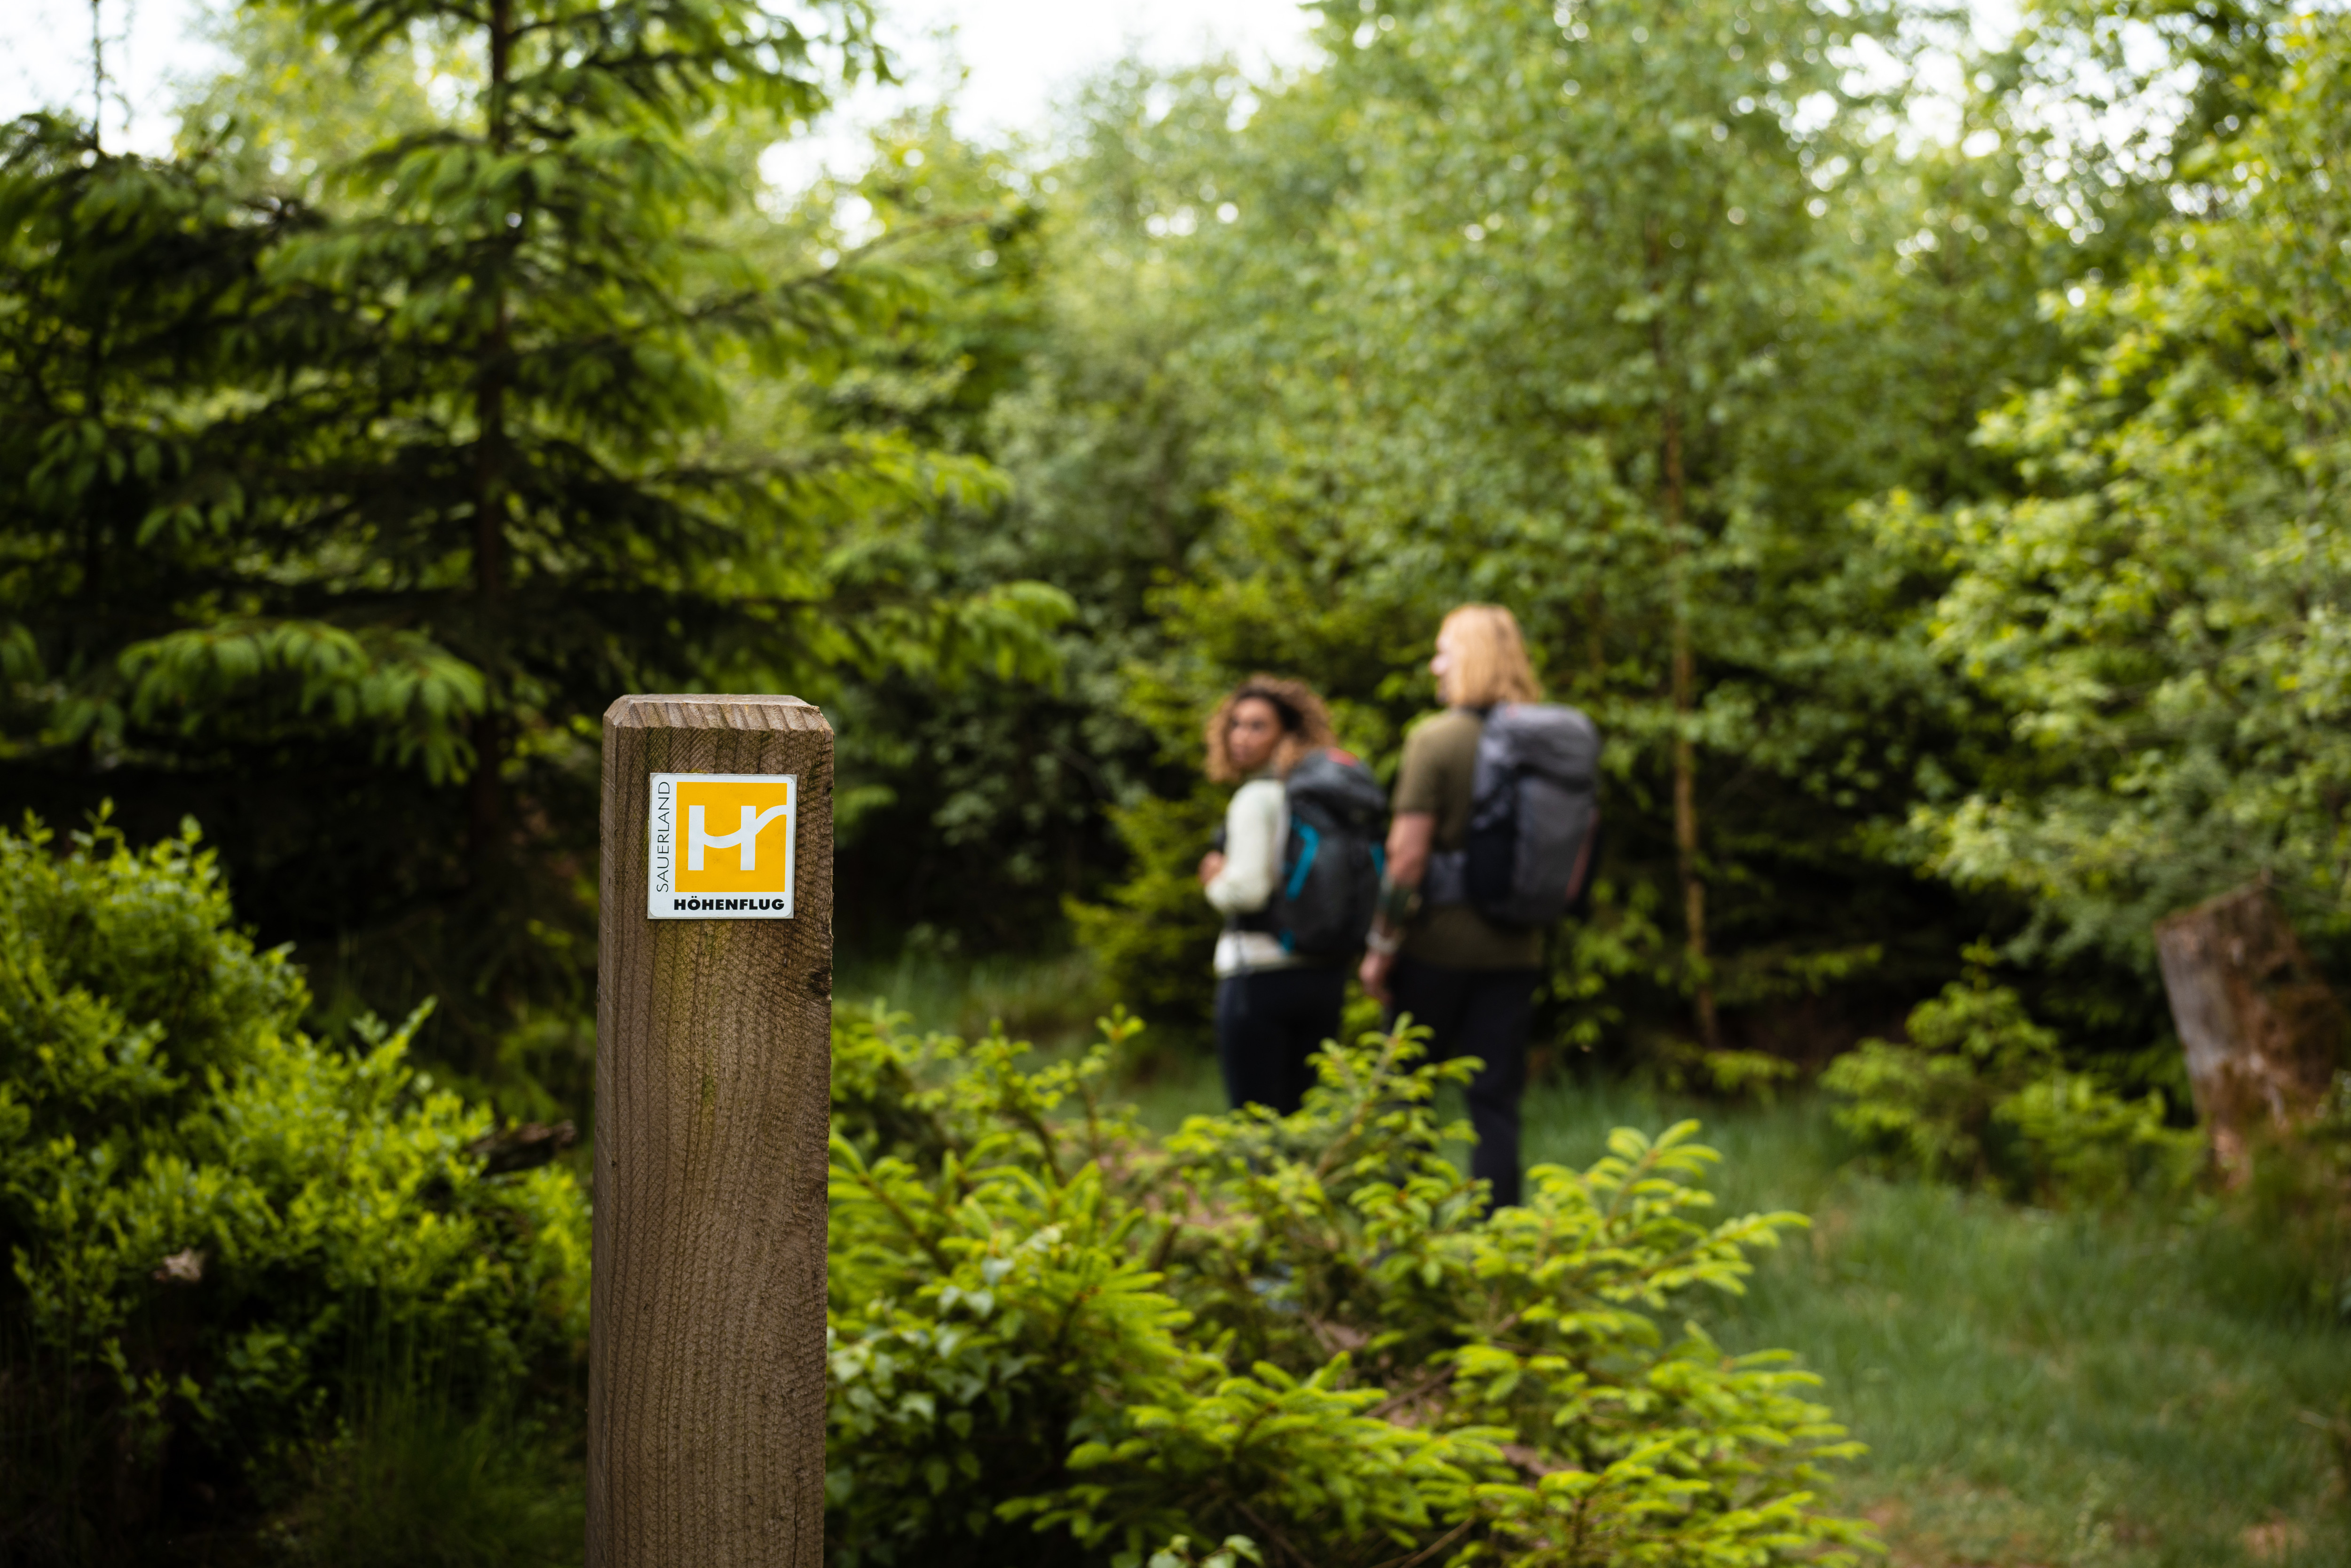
[0,0,1065,1065]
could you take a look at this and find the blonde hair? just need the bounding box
[1438,604,1544,708]
[1203,675,1337,783]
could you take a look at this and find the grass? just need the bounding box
[835,946,1107,1051]
[1082,1031,2351,1567]
[263,1379,584,1568]
[1507,1079,2351,1568]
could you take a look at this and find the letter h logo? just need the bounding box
[688,803,792,871]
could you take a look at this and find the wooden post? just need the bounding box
[590,695,833,1567]
[2155,881,2345,1143]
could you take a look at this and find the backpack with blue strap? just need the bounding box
[1253,748,1389,958]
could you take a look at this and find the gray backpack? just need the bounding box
[1424,704,1602,929]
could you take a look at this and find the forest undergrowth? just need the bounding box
[158,992,2351,1568]
[867,959,2351,1568]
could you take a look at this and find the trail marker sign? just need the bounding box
[592,695,831,1568]
[648,772,799,917]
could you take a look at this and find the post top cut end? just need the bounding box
[604,694,831,734]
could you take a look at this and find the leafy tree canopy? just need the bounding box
[1900,11,2351,969]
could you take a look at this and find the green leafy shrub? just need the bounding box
[1649,1039,1803,1104]
[1822,955,2200,1203]
[828,1006,1876,1567]
[2185,1072,2351,1327]
[1066,788,1228,1037]
[0,814,588,1556]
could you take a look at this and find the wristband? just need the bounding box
[1375,875,1422,930]
[1365,928,1403,956]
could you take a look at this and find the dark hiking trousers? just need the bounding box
[1216,964,1348,1116]
[1387,958,1541,1209]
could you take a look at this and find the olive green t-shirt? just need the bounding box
[1393,707,1544,970]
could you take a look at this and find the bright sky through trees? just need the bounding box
[0,0,1316,157]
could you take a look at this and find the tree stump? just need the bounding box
[2154,882,2346,1141]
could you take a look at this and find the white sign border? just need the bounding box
[647,772,798,920]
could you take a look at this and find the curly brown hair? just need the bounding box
[1203,675,1337,782]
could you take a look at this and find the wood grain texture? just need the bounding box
[591,695,832,1568]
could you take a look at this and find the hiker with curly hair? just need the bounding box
[1197,676,1351,1115]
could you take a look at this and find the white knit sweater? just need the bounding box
[1204,776,1301,977]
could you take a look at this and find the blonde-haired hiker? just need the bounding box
[1359,606,1602,1208]
[1199,676,1386,1114]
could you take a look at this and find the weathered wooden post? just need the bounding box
[590,695,833,1566]
[2155,880,2345,1144]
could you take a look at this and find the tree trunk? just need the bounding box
[1647,223,1718,1050]
[89,0,104,150]
[1652,307,1718,1050]
[469,0,515,867]
[1584,585,1606,694]
[2155,882,2346,1149]
[1668,549,1718,1052]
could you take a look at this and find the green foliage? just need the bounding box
[1065,788,1226,1033]
[2187,1072,2351,1326]
[0,813,587,1555]
[1822,953,2200,1201]
[1036,0,2096,1055]
[798,101,1223,948]
[20,0,2330,1090]
[849,0,2342,1075]
[828,1005,1875,1567]
[13,0,2339,1099]
[261,1376,582,1567]
[1897,12,2351,969]
[1651,1042,1804,1104]
[0,0,1070,1068]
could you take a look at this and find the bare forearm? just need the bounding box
[1369,813,1436,947]
[1384,813,1433,890]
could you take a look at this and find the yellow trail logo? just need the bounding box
[648,773,797,919]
